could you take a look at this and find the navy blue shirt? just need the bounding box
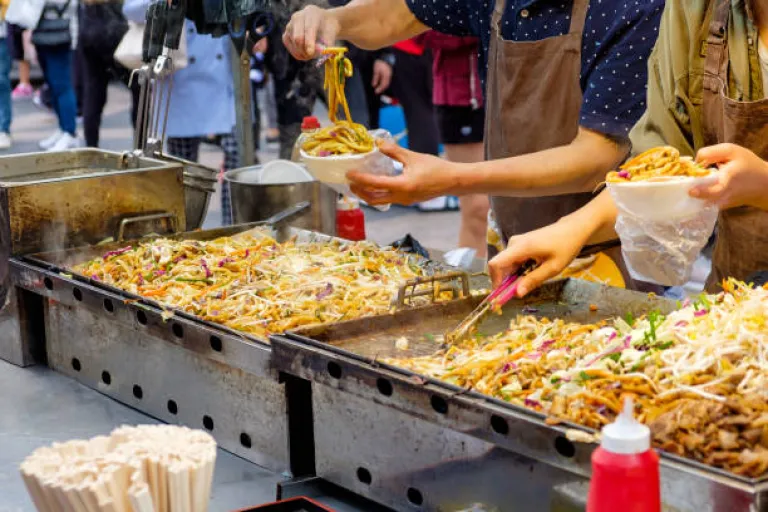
[405,0,664,139]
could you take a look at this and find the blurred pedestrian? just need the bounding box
[424,33,487,255]
[7,23,32,99]
[78,0,127,147]
[33,0,80,151]
[0,2,13,149]
[388,36,445,211]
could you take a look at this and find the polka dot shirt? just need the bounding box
[405,0,664,139]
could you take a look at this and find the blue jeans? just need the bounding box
[0,38,12,134]
[36,45,76,136]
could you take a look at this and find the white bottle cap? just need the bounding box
[600,397,651,454]
[337,195,360,211]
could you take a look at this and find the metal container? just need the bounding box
[0,149,185,256]
[0,149,185,366]
[225,166,337,236]
[183,170,215,231]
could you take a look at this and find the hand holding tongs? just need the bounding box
[445,240,622,344]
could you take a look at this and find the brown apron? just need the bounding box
[483,0,637,287]
[702,0,768,291]
[485,0,594,257]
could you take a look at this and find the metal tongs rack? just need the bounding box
[127,0,217,174]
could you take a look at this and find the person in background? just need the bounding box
[0,1,12,149]
[387,35,446,211]
[262,77,279,144]
[124,0,238,225]
[424,32,487,256]
[264,0,326,160]
[78,0,127,148]
[34,0,80,152]
[250,35,268,160]
[7,23,32,100]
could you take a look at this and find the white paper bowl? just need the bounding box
[606,173,719,221]
[299,147,379,186]
[260,160,314,184]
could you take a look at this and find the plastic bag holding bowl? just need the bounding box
[300,129,396,212]
[607,173,719,286]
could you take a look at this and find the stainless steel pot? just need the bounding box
[183,165,217,231]
[225,166,338,236]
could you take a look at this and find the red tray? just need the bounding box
[234,496,335,512]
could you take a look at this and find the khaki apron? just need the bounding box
[484,0,626,288]
[702,0,768,291]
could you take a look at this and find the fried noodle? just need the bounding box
[74,232,430,339]
[606,146,712,182]
[301,47,374,156]
[386,279,768,477]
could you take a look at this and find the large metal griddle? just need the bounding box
[270,279,768,511]
[11,224,457,478]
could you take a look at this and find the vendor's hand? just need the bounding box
[284,5,339,60]
[347,140,454,205]
[372,59,392,94]
[487,220,588,297]
[691,143,768,210]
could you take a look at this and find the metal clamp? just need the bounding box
[392,271,471,309]
[117,213,178,242]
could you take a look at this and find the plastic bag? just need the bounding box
[612,197,718,286]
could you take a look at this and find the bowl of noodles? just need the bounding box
[606,146,718,221]
[299,47,396,198]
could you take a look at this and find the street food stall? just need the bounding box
[3,1,768,512]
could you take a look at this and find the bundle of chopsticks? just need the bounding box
[20,425,217,512]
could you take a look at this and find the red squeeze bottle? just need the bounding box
[587,398,660,512]
[336,196,366,241]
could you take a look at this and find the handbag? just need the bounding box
[31,0,72,48]
[114,22,188,71]
[79,2,128,61]
[4,0,45,29]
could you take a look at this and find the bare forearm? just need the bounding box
[564,190,619,245]
[451,128,629,197]
[332,0,427,50]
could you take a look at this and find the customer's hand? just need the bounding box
[252,36,268,55]
[488,219,590,297]
[372,59,393,94]
[284,5,340,60]
[347,140,455,205]
[691,143,768,210]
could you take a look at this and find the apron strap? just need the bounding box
[568,0,590,34]
[491,0,507,33]
[703,0,731,93]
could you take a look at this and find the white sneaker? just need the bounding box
[39,130,64,150]
[48,133,82,152]
[416,197,450,212]
[0,133,12,150]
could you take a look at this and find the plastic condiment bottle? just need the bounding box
[336,196,366,241]
[587,398,660,512]
[290,116,321,162]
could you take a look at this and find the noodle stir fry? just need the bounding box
[301,47,374,156]
[74,233,429,338]
[386,280,768,477]
[606,146,712,182]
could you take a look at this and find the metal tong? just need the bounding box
[445,240,622,344]
[131,0,186,156]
